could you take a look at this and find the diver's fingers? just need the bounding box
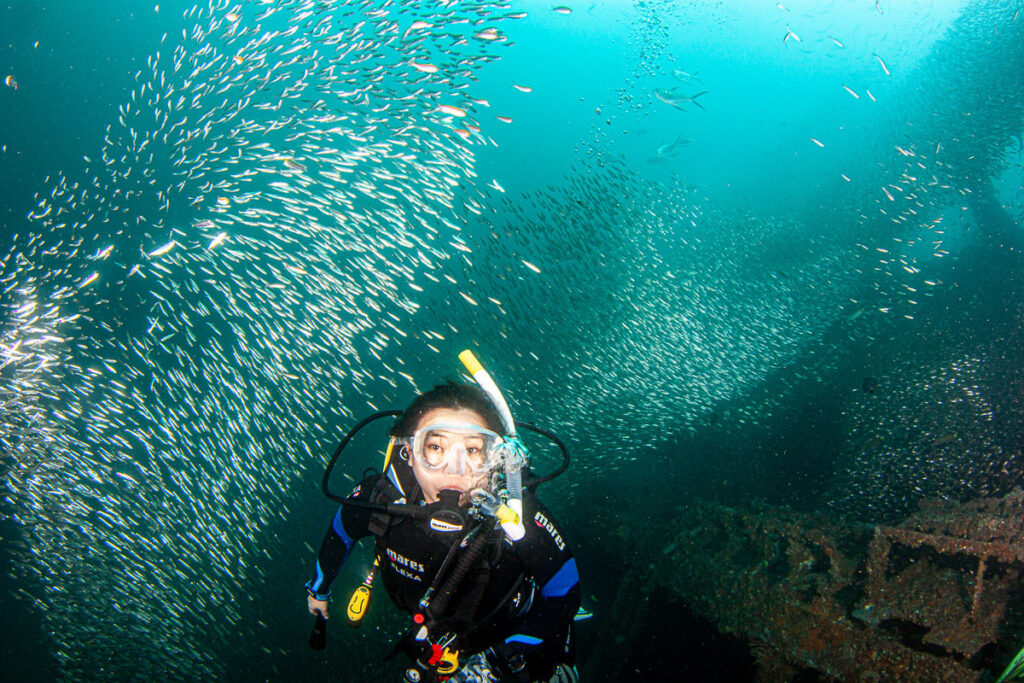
[307,595,329,619]
[548,663,578,683]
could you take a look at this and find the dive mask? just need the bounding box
[405,422,504,474]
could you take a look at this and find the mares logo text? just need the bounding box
[534,511,566,551]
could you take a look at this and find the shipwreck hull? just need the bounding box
[603,492,1024,681]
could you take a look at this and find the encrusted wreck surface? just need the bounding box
[651,490,1024,681]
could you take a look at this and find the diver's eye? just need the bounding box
[421,440,447,466]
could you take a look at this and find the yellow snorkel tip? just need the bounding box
[458,349,484,376]
[458,348,515,436]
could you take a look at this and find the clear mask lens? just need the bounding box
[409,422,503,474]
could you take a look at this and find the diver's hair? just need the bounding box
[390,380,505,437]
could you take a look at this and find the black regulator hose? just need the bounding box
[321,410,402,504]
[426,524,493,622]
[516,420,570,490]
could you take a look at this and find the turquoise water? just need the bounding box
[1,0,1023,680]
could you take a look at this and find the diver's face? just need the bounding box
[409,407,490,504]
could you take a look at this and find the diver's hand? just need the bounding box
[308,595,329,619]
[540,663,578,683]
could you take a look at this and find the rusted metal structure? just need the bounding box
[600,490,1024,681]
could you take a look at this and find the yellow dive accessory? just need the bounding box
[496,503,520,527]
[458,349,484,376]
[381,438,395,472]
[345,557,379,628]
[436,648,460,675]
[458,350,513,433]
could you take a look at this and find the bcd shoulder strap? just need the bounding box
[367,474,399,537]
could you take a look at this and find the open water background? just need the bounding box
[2,0,1023,680]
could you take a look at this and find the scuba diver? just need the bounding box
[305,352,580,683]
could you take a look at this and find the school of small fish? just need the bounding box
[1,0,524,677]
[1,0,1022,679]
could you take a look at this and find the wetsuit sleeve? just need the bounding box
[499,499,581,678]
[304,476,378,600]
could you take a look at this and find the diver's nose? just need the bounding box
[443,443,467,475]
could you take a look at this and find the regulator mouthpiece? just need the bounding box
[427,489,467,535]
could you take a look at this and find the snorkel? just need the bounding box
[458,349,527,542]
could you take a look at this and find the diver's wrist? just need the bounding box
[305,581,331,601]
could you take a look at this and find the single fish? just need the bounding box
[148,241,177,257]
[654,87,707,111]
[648,134,692,163]
[872,53,891,76]
[672,69,703,85]
[522,260,541,274]
[410,61,438,74]
[437,104,465,117]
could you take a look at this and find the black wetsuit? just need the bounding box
[306,467,580,681]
